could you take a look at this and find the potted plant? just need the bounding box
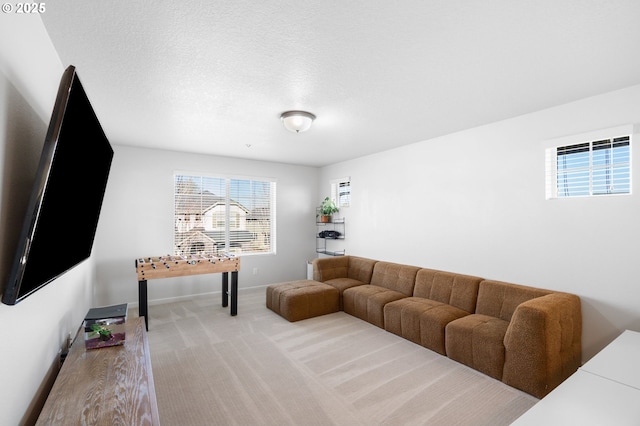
[318,197,339,223]
[90,323,113,341]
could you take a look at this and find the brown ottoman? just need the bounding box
[266,280,340,322]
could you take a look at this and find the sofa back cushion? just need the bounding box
[413,269,482,313]
[476,280,552,321]
[312,256,350,282]
[312,256,377,284]
[370,261,420,296]
[347,256,377,284]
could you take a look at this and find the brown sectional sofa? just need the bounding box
[266,280,340,322]
[306,255,582,399]
[312,255,377,309]
[343,261,420,328]
[384,268,483,356]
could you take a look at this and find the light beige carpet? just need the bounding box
[138,287,538,425]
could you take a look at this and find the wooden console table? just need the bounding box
[36,317,159,425]
[135,254,241,330]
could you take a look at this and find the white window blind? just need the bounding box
[331,177,351,207]
[174,174,275,256]
[545,132,631,199]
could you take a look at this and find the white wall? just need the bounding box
[320,84,640,362]
[93,145,319,307]
[0,15,95,426]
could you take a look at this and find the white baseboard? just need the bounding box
[128,284,268,309]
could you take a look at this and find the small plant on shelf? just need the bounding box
[318,197,339,223]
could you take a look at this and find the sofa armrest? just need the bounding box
[502,292,582,398]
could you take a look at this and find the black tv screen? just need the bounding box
[2,65,113,305]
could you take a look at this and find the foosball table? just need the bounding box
[135,253,241,330]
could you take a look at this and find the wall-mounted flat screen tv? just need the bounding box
[2,65,113,305]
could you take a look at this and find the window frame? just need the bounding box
[330,177,351,208]
[544,125,633,200]
[173,172,276,257]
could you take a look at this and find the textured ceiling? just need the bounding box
[40,1,640,167]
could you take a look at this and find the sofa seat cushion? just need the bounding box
[445,314,509,380]
[343,285,408,328]
[384,297,470,355]
[266,280,339,322]
[324,277,367,310]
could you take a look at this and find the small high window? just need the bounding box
[331,177,351,207]
[545,127,632,199]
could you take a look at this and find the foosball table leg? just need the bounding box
[222,272,229,308]
[138,279,148,331]
[231,271,238,316]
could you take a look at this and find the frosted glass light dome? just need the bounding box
[280,111,316,133]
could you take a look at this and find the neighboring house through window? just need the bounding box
[174,173,276,256]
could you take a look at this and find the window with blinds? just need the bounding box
[174,174,275,256]
[331,177,351,207]
[546,135,631,199]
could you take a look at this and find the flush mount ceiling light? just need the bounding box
[280,110,316,133]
